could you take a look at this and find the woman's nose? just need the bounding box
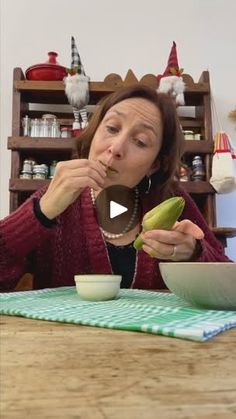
[107,135,126,159]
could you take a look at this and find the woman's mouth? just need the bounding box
[99,160,118,175]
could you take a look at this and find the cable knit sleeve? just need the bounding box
[0,188,55,290]
[177,186,232,262]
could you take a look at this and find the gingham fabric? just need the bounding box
[71,36,85,75]
[1,287,236,342]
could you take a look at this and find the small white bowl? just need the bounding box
[74,274,122,301]
[159,262,236,310]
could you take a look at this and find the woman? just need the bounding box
[0,85,230,291]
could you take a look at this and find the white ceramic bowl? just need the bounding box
[159,262,236,310]
[74,274,122,301]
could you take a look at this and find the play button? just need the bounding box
[94,185,140,235]
[110,201,128,219]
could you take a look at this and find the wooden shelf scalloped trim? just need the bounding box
[14,69,210,94]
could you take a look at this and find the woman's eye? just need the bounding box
[135,138,147,148]
[106,125,119,134]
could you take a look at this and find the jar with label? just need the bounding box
[183,130,194,140]
[32,164,47,179]
[61,127,72,138]
[191,156,205,181]
[41,164,49,177]
[22,159,33,174]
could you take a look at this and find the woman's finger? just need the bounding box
[173,220,204,240]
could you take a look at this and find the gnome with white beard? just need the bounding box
[64,36,89,130]
[157,41,185,106]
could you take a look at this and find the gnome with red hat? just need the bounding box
[157,41,185,106]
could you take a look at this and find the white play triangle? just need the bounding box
[110,201,128,219]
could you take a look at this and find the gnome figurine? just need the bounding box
[64,36,89,128]
[157,41,185,106]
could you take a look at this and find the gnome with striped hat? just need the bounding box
[64,36,89,128]
[157,41,185,106]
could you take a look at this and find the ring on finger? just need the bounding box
[170,245,177,258]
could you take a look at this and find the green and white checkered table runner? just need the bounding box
[1,287,236,341]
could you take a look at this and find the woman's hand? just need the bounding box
[39,159,107,219]
[141,219,204,261]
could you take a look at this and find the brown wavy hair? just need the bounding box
[77,84,184,204]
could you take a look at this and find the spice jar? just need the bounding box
[22,159,33,174]
[191,156,205,181]
[183,130,194,140]
[61,127,72,138]
[32,164,47,179]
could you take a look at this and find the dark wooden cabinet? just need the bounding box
[8,67,236,247]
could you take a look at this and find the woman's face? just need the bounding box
[88,97,163,189]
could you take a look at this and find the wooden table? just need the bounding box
[1,315,236,419]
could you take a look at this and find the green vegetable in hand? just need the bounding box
[134,196,185,250]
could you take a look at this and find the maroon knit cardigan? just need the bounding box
[0,187,231,291]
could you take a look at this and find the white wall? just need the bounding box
[1,0,236,258]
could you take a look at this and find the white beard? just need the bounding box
[158,76,185,106]
[64,73,90,109]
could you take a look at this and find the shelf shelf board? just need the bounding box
[14,81,116,104]
[8,137,76,152]
[9,179,50,192]
[211,227,236,239]
[183,140,213,154]
[8,137,213,155]
[9,178,215,195]
[179,181,215,194]
[180,118,203,128]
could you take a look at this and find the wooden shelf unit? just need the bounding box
[8,67,236,246]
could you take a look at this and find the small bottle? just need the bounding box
[61,127,72,138]
[191,156,205,181]
[30,118,41,137]
[22,115,31,136]
[40,119,50,137]
[51,118,60,138]
[22,159,33,174]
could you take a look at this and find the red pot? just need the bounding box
[25,51,67,81]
